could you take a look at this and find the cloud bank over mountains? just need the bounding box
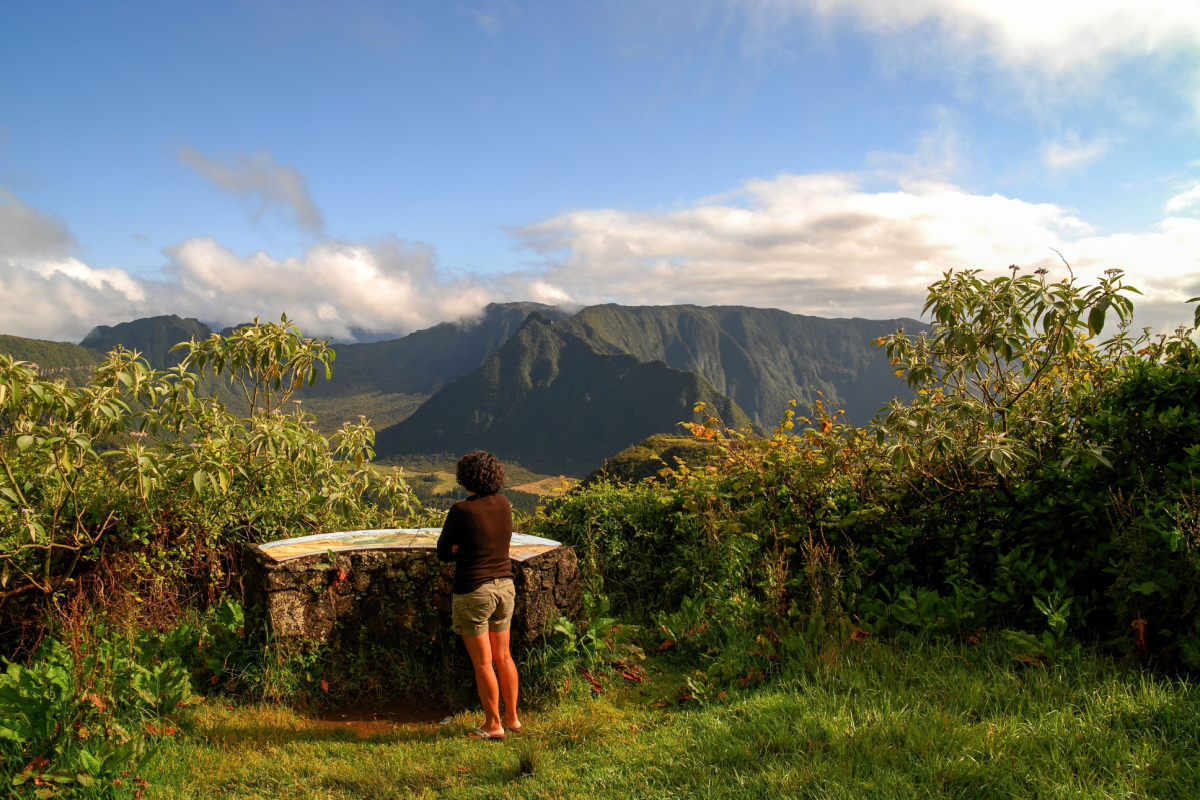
[4,166,1200,342]
[0,193,495,342]
[520,171,1200,332]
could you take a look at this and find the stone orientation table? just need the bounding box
[244,529,582,646]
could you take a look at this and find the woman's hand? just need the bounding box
[451,544,459,555]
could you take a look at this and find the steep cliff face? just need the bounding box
[297,302,571,398]
[556,304,920,427]
[374,315,754,476]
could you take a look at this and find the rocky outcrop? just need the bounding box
[244,544,582,647]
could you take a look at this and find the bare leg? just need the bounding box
[460,633,503,737]
[489,629,520,730]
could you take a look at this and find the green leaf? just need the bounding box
[193,469,207,494]
[0,724,26,743]
[16,435,34,452]
[78,748,102,774]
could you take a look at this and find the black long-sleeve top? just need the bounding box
[436,493,513,594]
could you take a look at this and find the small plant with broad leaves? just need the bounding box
[0,633,191,797]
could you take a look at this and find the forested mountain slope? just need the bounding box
[556,304,921,427]
[373,313,753,475]
[290,302,568,427]
[0,335,102,386]
[70,304,565,431]
[12,301,917,465]
[297,302,569,398]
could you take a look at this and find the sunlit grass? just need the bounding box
[147,640,1200,799]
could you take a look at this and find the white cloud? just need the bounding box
[178,147,325,235]
[526,280,574,306]
[0,194,140,342]
[731,0,1200,111]
[467,1,515,35]
[0,189,516,342]
[1041,133,1114,171]
[0,262,146,344]
[159,236,495,341]
[471,9,503,34]
[517,170,1200,332]
[35,259,146,302]
[1166,182,1200,214]
[796,0,1199,69]
[4,172,1200,344]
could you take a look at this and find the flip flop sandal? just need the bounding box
[467,728,506,741]
[504,723,523,734]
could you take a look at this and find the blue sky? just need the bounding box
[3,0,1200,341]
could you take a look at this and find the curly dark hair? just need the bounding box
[455,450,506,496]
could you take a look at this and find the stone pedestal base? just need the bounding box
[244,545,582,647]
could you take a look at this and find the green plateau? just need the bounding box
[0,334,102,387]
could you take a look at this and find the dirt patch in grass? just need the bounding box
[316,696,451,736]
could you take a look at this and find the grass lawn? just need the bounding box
[508,477,577,498]
[147,639,1200,799]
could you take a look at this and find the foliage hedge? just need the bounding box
[0,316,434,634]
[532,268,1200,671]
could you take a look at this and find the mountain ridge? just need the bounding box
[373,313,755,475]
[554,304,921,428]
[5,301,919,475]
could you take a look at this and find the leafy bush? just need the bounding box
[0,316,434,628]
[536,267,1200,671]
[0,317,452,789]
[0,631,191,797]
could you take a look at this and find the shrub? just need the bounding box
[0,316,434,636]
[0,630,191,796]
[536,267,1200,671]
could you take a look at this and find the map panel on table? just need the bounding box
[257,528,561,563]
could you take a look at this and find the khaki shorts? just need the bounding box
[451,578,516,637]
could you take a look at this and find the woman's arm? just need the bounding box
[436,506,460,562]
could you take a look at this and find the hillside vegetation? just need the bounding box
[531,268,1200,674]
[582,433,724,485]
[382,455,554,516]
[81,315,212,368]
[293,302,570,431]
[557,303,920,427]
[0,334,102,386]
[67,305,567,434]
[374,313,754,475]
[59,302,917,470]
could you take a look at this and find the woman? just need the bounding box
[436,450,521,741]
